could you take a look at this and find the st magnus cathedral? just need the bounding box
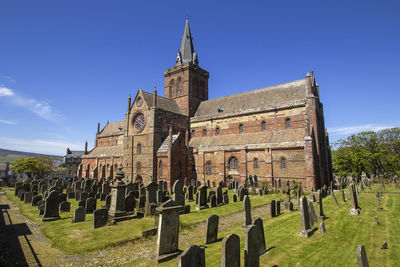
[77,19,333,190]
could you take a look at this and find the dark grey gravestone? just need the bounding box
[73,206,86,223]
[157,189,163,204]
[216,186,223,206]
[243,195,252,227]
[233,194,237,202]
[172,180,185,207]
[125,193,135,212]
[67,191,75,199]
[187,185,194,201]
[32,195,42,206]
[254,217,266,255]
[276,200,281,216]
[24,192,33,203]
[299,196,312,237]
[75,190,82,201]
[58,193,67,203]
[43,190,60,221]
[308,201,318,227]
[341,190,345,202]
[59,201,71,212]
[80,191,88,202]
[38,204,45,215]
[85,197,96,214]
[320,221,326,233]
[244,224,259,267]
[350,183,361,215]
[356,245,369,267]
[93,208,108,228]
[210,195,217,208]
[221,234,240,267]
[223,191,229,204]
[177,245,205,267]
[197,185,208,210]
[270,200,276,218]
[205,214,219,244]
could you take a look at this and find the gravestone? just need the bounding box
[177,245,205,267]
[243,196,252,227]
[254,217,266,255]
[125,192,135,212]
[80,191,88,202]
[216,186,223,206]
[320,222,326,233]
[75,190,82,201]
[356,245,369,267]
[276,200,281,216]
[187,185,194,201]
[270,200,276,218]
[210,195,217,208]
[221,234,240,267]
[58,193,67,203]
[32,195,42,206]
[317,190,325,219]
[24,192,33,204]
[205,214,219,244]
[38,204,45,215]
[244,224,259,267]
[223,191,229,204]
[43,190,60,221]
[145,181,158,214]
[156,200,183,263]
[86,197,97,214]
[197,185,209,210]
[78,200,85,207]
[59,201,71,212]
[157,189,163,204]
[308,201,318,227]
[93,208,108,228]
[341,190,346,202]
[172,180,185,207]
[109,167,127,219]
[233,194,238,202]
[73,206,86,223]
[299,196,312,237]
[349,183,361,215]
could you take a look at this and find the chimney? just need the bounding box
[84,141,88,154]
[97,122,100,134]
[127,94,131,113]
[153,86,157,107]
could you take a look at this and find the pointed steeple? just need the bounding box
[176,18,197,66]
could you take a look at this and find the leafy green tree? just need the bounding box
[11,157,52,179]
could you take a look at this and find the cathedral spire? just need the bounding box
[176,18,197,66]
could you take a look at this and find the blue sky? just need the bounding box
[0,0,399,155]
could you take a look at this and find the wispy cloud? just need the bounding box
[0,136,84,156]
[328,123,399,136]
[0,119,16,125]
[0,86,64,122]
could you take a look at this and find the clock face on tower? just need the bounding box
[133,113,145,132]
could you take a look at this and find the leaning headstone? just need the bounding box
[205,214,219,244]
[221,234,240,267]
[73,206,86,223]
[43,190,60,221]
[244,224,259,267]
[93,208,108,228]
[308,201,318,227]
[254,217,266,255]
[320,222,326,233]
[243,196,252,227]
[356,245,369,267]
[299,196,312,237]
[350,183,361,215]
[32,195,42,206]
[24,192,33,204]
[177,245,205,267]
[59,201,71,212]
[156,200,183,263]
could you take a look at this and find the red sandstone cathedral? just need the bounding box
[75,19,333,190]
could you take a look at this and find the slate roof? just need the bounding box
[176,18,197,66]
[157,133,181,153]
[189,128,305,149]
[141,90,183,114]
[192,78,308,121]
[65,150,84,158]
[98,121,125,137]
[82,145,123,158]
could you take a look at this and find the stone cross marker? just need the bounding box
[177,244,205,267]
[244,224,260,267]
[73,206,86,223]
[205,214,219,244]
[299,196,312,237]
[243,196,252,227]
[221,234,240,267]
[156,200,183,263]
[43,190,60,221]
[254,217,266,255]
[356,245,369,267]
[350,183,361,215]
[93,208,108,228]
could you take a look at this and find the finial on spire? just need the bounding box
[186,11,189,20]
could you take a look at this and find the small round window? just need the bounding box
[137,97,143,106]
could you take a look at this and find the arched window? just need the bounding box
[137,143,142,154]
[176,77,183,96]
[239,124,244,133]
[229,157,238,170]
[191,130,195,137]
[137,162,142,173]
[159,161,163,177]
[286,118,291,128]
[169,79,175,97]
[206,161,212,175]
[281,157,287,170]
[262,121,266,131]
[254,158,259,169]
[203,129,207,136]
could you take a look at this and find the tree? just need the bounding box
[10,157,52,179]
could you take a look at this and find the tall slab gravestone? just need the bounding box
[244,225,260,267]
[221,234,240,267]
[243,195,252,227]
[350,183,361,215]
[177,245,205,267]
[205,214,219,244]
[42,190,60,221]
[299,196,312,237]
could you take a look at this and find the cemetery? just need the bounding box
[1,172,400,266]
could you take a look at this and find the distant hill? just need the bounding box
[0,148,63,167]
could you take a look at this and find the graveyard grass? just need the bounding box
[5,186,400,266]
